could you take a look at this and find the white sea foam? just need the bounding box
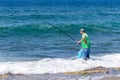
[0,53,120,74]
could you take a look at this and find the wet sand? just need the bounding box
[0,67,120,80]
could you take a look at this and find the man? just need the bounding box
[77,28,91,60]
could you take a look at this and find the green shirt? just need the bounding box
[81,33,91,48]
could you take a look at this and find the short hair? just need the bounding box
[80,28,85,32]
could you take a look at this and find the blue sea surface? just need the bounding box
[0,0,119,62]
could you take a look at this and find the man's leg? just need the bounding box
[82,48,89,60]
[77,49,84,59]
[86,48,90,59]
[83,48,90,60]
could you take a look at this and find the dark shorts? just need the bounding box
[77,48,90,59]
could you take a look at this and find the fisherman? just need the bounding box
[77,28,91,60]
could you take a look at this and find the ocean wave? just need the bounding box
[0,53,120,74]
[0,23,119,37]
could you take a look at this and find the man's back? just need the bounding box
[81,33,91,49]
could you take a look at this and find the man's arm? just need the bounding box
[77,35,86,44]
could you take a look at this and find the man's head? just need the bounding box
[80,28,85,34]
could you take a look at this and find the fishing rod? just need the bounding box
[45,21,76,41]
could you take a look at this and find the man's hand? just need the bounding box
[77,41,81,44]
[84,41,87,44]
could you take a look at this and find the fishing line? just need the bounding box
[45,21,76,41]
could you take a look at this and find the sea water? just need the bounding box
[0,0,119,74]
